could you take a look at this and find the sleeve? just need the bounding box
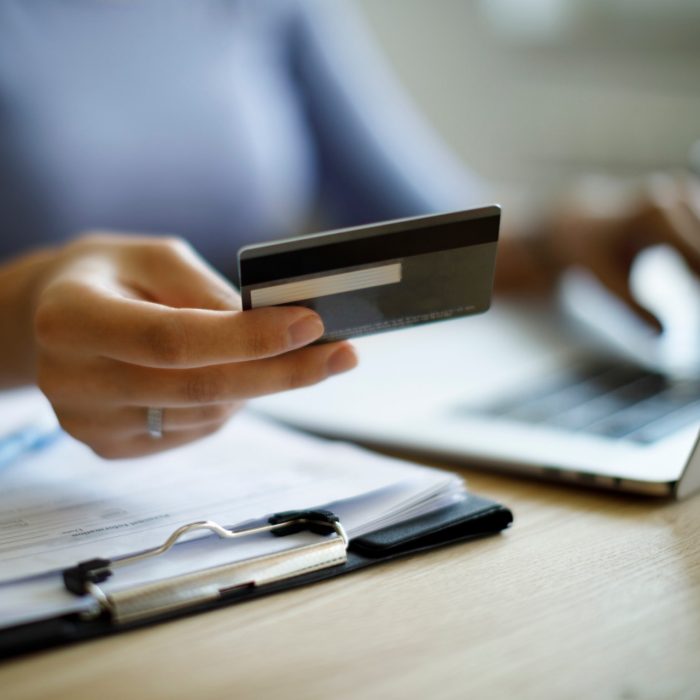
[287,0,487,228]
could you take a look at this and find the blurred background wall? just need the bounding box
[357,0,700,206]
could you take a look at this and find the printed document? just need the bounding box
[0,396,464,611]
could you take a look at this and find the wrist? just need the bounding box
[495,218,564,296]
[0,246,61,388]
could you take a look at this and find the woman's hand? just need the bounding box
[548,174,700,330]
[496,174,700,331]
[31,233,357,459]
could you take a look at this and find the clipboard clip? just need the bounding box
[62,510,348,626]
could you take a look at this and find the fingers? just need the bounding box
[160,403,245,431]
[637,174,700,275]
[54,398,245,459]
[57,402,244,439]
[47,342,357,458]
[565,173,700,333]
[35,281,326,368]
[40,342,358,408]
[94,423,229,460]
[128,342,358,405]
[590,255,663,333]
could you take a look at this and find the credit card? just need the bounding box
[238,205,500,343]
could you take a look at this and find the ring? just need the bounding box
[146,407,164,439]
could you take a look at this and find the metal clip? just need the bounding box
[63,510,348,625]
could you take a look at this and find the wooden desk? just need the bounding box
[2,470,699,700]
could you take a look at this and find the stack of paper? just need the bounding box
[0,396,466,629]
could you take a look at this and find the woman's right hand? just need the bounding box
[31,232,357,459]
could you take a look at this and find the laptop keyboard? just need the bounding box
[458,362,700,444]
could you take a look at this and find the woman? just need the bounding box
[1,1,697,458]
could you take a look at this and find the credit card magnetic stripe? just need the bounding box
[239,215,498,286]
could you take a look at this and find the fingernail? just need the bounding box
[288,314,324,347]
[327,345,358,375]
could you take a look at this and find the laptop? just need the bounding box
[253,245,700,498]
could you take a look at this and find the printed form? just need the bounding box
[0,395,464,628]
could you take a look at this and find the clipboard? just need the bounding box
[0,493,511,659]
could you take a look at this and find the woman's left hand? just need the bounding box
[497,174,700,330]
[547,174,700,330]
